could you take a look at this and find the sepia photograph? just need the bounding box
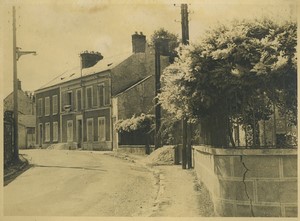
[1,0,298,219]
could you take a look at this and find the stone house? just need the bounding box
[3,81,36,149]
[35,32,169,150]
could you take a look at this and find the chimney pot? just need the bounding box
[80,51,103,69]
[132,32,146,53]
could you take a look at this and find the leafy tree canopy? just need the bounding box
[150,28,180,62]
[159,18,297,125]
[115,114,155,133]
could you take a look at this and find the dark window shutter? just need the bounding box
[93,85,97,107]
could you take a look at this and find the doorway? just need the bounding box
[39,123,43,147]
[77,119,83,148]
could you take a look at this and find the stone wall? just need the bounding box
[116,145,154,155]
[193,146,297,217]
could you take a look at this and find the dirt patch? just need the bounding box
[143,146,174,166]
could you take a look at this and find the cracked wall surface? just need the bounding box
[193,146,297,217]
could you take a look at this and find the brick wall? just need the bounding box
[193,146,297,217]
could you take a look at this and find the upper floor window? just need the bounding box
[52,95,58,115]
[97,83,105,107]
[62,91,72,112]
[45,97,50,116]
[86,86,93,109]
[38,98,43,116]
[76,89,82,111]
[67,91,72,106]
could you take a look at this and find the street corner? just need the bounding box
[4,154,31,186]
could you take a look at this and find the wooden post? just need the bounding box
[180,3,189,169]
[12,6,19,161]
[182,118,187,169]
[154,41,161,149]
[187,122,192,169]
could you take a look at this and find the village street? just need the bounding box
[4,149,214,217]
[4,149,158,216]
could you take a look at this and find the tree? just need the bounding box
[150,28,180,62]
[159,18,297,147]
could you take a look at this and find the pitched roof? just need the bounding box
[38,51,133,90]
[113,75,153,97]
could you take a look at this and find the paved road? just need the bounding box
[4,149,158,216]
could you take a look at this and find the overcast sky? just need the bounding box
[1,0,296,98]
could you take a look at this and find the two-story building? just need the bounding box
[4,80,36,149]
[35,32,169,150]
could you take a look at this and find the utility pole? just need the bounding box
[12,6,36,161]
[154,41,161,149]
[181,3,192,169]
[154,38,169,149]
[12,6,18,161]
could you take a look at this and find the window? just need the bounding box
[97,84,105,107]
[38,98,43,116]
[67,120,73,142]
[53,122,58,142]
[45,122,50,142]
[87,118,94,142]
[52,95,58,115]
[45,97,50,116]
[76,89,82,111]
[86,86,93,109]
[98,117,106,141]
[67,91,72,106]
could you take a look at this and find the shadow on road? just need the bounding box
[32,164,107,172]
[4,163,32,186]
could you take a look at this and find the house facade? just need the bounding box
[35,87,60,147]
[35,32,169,150]
[3,80,36,149]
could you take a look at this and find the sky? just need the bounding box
[1,0,297,98]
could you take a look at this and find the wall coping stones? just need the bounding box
[193,145,297,156]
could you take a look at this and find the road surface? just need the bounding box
[4,149,158,216]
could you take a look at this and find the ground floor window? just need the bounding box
[45,122,50,142]
[67,120,73,142]
[98,117,106,141]
[87,118,94,142]
[53,121,58,142]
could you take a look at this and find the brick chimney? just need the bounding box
[132,32,146,53]
[80,51,103,69]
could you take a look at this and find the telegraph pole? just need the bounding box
[12,6,36,160]
[181,3,192,169]
[154,39,164,149]
[154,38,169,149]
[154,41,161,149]
[12,6,19,160]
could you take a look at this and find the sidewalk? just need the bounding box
[150,165,215,217]
[108,151,215,217]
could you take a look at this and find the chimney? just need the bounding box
[132,31,146,53]
[18,79,22,90]
[80,51,103,69]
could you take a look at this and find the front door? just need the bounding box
[39,124,43,147]
[77,119,83,148]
